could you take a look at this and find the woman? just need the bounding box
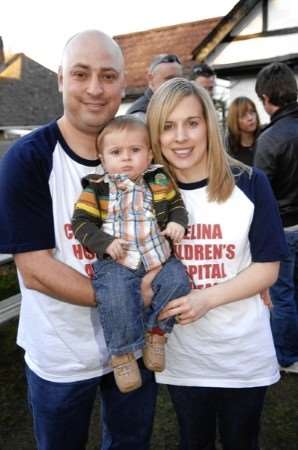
[146,78,288,450]
[225,96,261,166]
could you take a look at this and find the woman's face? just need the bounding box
[160,95,208,182]
[238,105,257,134]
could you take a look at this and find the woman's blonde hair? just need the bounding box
[146,77,237,202]
[227,96,260,146]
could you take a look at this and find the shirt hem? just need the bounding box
[22,347,143,383]
[155,372,280,388]
[24,352,111,383]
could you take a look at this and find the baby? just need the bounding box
[72,115,190,393]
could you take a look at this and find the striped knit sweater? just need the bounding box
[72,167,188,258]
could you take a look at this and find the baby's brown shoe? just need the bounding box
[143,332,167,372]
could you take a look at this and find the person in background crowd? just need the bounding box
[126,53,183,119]
[0,30,157,450]
[255,62,298,374]
[225,96,261,166]
[191,63,215,97]
[147,77,288,450]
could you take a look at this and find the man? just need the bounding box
[126,53,183,118]
[191,63,216,97]
[254,62,298,373]
[0,30,157,450]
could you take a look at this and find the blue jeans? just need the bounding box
[270,228,298,366]
[25,360,157,450]
[92,256,190,356]
[168,385,267,450]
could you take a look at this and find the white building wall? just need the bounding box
[206,0,298,110]
[268,0,298,29]
[208,0,298,66]
[209,33,298,66]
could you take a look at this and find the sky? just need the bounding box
[1,0,238,71]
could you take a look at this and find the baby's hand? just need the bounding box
[161,222,185,243]
[106,239,127,260]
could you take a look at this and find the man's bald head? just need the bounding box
[60,30,124,73]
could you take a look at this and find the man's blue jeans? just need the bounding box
[270,228,298,367]
[92,256,190,356]
[168,384,267,450]
[25,360,157,450]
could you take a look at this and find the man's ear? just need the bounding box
[57,66,63,93]
[147,72,154,90]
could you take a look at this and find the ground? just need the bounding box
[1,317,298,450]
[1,266,298,449]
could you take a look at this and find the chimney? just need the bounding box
[0,36,4,65]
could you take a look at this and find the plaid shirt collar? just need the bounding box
[101,164,163,185]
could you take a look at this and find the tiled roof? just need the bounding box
[0,53,63,128]
[114,17,220,97]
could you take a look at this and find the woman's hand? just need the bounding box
[158,262,279,325]
[158,289,212,325]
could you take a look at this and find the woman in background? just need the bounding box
[225,96,261,166]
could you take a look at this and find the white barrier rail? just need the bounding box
[0,293,21,325]
[0,254,20,324]
[0,254,13,265]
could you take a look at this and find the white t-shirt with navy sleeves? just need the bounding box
[156,168,288,388]
[0,121,111,382]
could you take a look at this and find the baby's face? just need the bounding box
[99,128,152,180]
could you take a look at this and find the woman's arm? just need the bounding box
[158,261,279,325]
[15,249,96,307]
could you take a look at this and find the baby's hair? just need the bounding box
[96,115,150,155]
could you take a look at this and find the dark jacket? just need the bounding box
[126,89,153,115]
[225,133,256,166]
[254,102,298,227]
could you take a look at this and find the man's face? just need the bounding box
[194,75,215,97]
[58,33,125,135]
[149,62,183,92]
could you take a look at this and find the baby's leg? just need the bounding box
[141,266,162,307]
[145,256,191,333]
[92,259,144,392]
[143,257,190,372]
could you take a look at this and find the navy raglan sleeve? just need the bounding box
[247,168,288,262]
[0,136,55,254]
